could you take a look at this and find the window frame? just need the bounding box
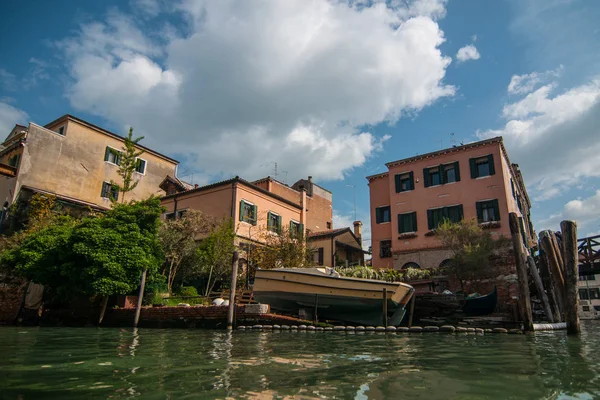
[267,211,282,233]
[398,211,417,234]
[379,240,392,258]
[239,200,257,225]
[469,154,495,179]
[375,205,391,224]
[101,181,119,201]
[104,146,122,166]
[57,126,65,136]
[394,171,414,193]
[135,158,147,175]
[476,199,500,223]
[290,220,303,238]
[423,162,460,188]
[427,204,464,230]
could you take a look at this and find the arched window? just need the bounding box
[439,259,454,269]
[402,262,421,270]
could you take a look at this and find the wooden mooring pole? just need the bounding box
[561,221,580,335]
[540,231,566,318]
[509,212,534,331]
[407,294,416,328]
[538,251,562,322]
[133,269,147,328]
[382,288,388,327]
[527,255,554,323]
[227,251,239,330]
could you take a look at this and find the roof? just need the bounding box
[44,114,179,164]
[159,175,192,193]
[161,176,302,209]
[307,227,349,239]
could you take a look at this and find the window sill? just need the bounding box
[398,232,417,239]
[134,171,146,176]
[479,221,501,229]
[424,230,437,237]
[240,220,257,226]
[395,189,413,194]
[376,221,391,225]
[105,161,120,167]
[475,175,492,180]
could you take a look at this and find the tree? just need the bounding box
[248,226,313,271]
[196,218,236,296]
[112,127,145,203]
[159,210,216,294]
[435,218,510,292]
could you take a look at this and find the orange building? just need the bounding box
[367,136,535,270]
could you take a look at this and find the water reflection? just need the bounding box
[1,323,600,399]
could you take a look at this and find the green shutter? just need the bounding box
[239,201,244,221]
[438,164,445,184]
[492,199,500,221]
[454,162,460,181]
[423,168,431,187]
[411,212,417,232]
[469,158,477,178]
[267,212,273,231]
[487,154,495,175]
[277,215,282,233]
[395,174,401,193]
[409,172,415,190]
[476,202,483,223]
[252,205,257,225]
[458,204,464,221]
[376,207,382,223]
[299,223,304,236]
[427,209,433,230]
[104,147,110,161]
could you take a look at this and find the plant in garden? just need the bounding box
[247,226,313,271]
[112,127,145,203]
[196,218,236,296]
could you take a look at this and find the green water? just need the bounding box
[1,323,599,399]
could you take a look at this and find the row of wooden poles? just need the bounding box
[509,212,580,334]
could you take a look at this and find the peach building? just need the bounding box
[0,115,179,230]
[367,136,535,270]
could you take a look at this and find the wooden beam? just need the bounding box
[509,212,534,331]
[540,231,566,318]
[538,251,562,322]
[527,255,554,323]
[561,221,580,335]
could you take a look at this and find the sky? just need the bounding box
[1,0,600,251]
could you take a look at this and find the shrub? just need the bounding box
[178,286,199,297]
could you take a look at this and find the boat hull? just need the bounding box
[252,269,414,326]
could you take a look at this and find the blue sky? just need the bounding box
[1,0,600,250]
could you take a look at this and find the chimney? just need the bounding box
[353,221,362,245]
[194,184,199,188]
[308,176,312,183]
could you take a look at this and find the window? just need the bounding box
[595,306,600,312]
[104,147,121,165]
[239,200,257,225]
[423,162,460,187]
[58,126,65,136]
[101,182,119,201]
[165,212,176,221]
[7,154,20,168]
[580,274,596,281]
[375,206,391,224]
[583,306,590,312]
[395,172,414,192]
[290,220,304,238]
[176,210,187,219]
[579,288,600,300]
[314,248,324,265]
[511,178,516,198]
[427,205,463,230]
[327,221,332,229]
[402,262,420,269]
[476,199,500,223]
[398,212,417,233]
[135,158,147,174]
[469,155,495,179]
[379,240,392,258]
[267,211,282,233]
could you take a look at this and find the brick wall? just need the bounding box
[306,194,332,232]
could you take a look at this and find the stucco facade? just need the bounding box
[0,115,178,213]
[367,137,535,271]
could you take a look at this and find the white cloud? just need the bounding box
[478,77,600,201]
[456,44,480,62]
[507,66,563,95]
[57,0,455,183]
[0,102,28,136]
[538,190,600,235]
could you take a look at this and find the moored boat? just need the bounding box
[252,267,414,326]
[461,286,497,316]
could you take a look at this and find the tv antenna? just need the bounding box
[271,162,278,179]
[282,171,288,184]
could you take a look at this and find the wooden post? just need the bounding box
[527,256,554,323]
[509,212,534,331]
[550,232,565,275]
[98,296,109,325]
[540,232,566,317]
[561,221,580,335]
[314,294,319,324]
[133,269,147,328]
[539,251,562,322]
[382,288,388,327]
[227,251,239,330]
[407,294,415,328]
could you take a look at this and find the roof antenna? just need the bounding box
[271,162,278,179]
[282,171,288,184]
[450,132,456,147]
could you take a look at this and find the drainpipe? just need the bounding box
[300,188,307,236]
[331,236,336,268]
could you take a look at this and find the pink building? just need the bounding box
[367,137,535,270]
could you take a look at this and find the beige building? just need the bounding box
[308,222,365,268]
[0,114,179,228]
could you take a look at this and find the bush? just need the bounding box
[178,286,199,297]
[151,291,165,306]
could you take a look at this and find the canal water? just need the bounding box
[1,322,599,399]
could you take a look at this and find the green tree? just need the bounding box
[435,218,510,292]
[112,127,145,203]
[159,210,216,294]
[197,218,236,296]
[248,226,313,270]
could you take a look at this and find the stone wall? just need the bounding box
[0,279,26,325]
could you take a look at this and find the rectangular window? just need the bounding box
[423,162,460,187]
[379,240,392,258]
[444,162,460,184]
[395,172,414,192]
[267,211,282,233]
[58,126,65,136]
[327,221,332,229]
[427,205,463,230]
[135,158,146,174]
[104,146,122,165]
[580,274,596,281]
[469,154,495,179]
[398,212,417,234]
[583,306,590,312]
[590,288,600,300]
[7,154,20,168]
[594,306,600,312]
[165,212,176,221]
[239,200,257,225]
[429,167,441,186]
[511,178,516,198]
[313,247,324,265]
[375,206,391,224]
[579,289,589,300]
[290,220,304,238]
[476,199,500,223]
[101,182,119,201]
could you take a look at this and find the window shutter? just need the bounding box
[397,214,403,234]
[252,205,257,225]
[476,202,483,223]
[487,154,495,175]
[299,223,304,236]
[239,201,244,221]
[318,248,324,265]
[409,172,415,190]
[492,199,500,221]
[427,209,433,230]
[104,147,110,162]
[376,207,382,224]
[423,168,430,187]
[267,212,273,231]
[454,162,461,181]
[277,215,282,233]
[395,174,401,193]
[511,179,515,198]
[469,158,477,178]
[438,164,445,184]
[411,212,417,232]
[458,204,464,221]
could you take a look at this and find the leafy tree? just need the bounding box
[112,127,145,203]
[197,218,236,296]
[159,210,216,294]
[435,218,510,292]
[247,226,313,271]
